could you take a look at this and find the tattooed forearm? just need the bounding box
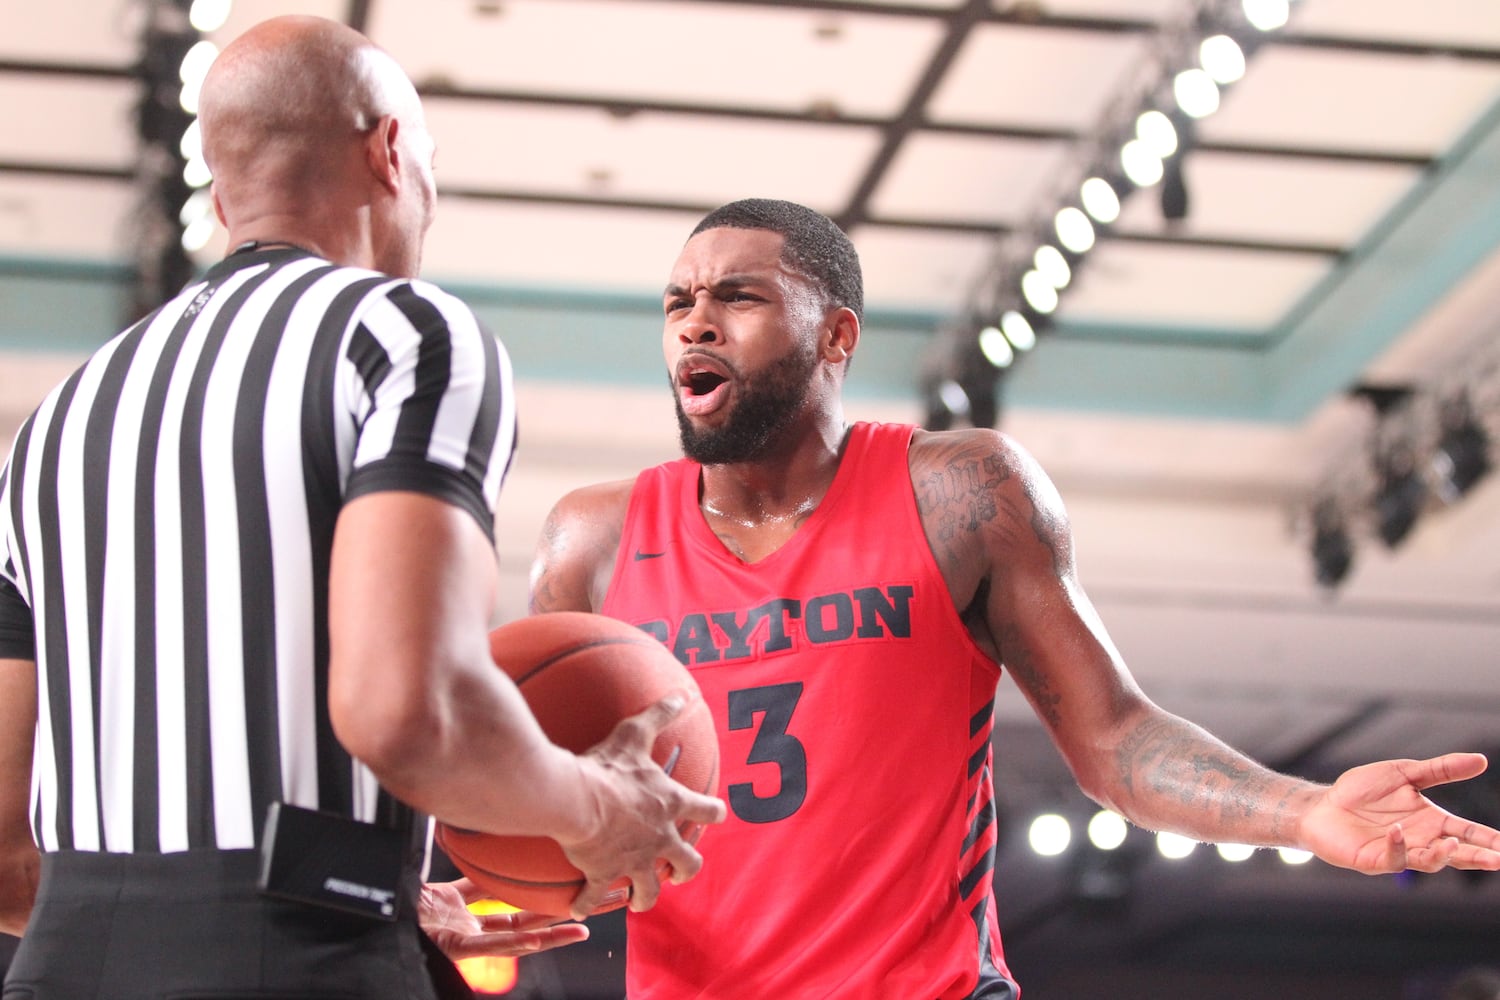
[1112,712,1306,844]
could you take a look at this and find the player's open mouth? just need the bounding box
[677,356,733,416]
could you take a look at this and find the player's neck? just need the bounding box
[698,419,850,531]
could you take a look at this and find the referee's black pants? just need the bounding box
[2,849,471,1000]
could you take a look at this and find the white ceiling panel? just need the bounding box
[0,0,140,62]
[1,76,137,169]
[930,24,1153,129]
[870,132,1070,224]
[1290,0,1500,49]
[1008,0,1180,20]
[1115,152,1421,248]
[426,102,881,210]
[0,175,136,258]
[209,0,349,42]
[853,225,996,311]
[1203,47,1500,156]
[422,201,701,293]
[1060,242,1331,328]
[372,0,945,118]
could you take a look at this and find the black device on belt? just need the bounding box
[256,801,410,922]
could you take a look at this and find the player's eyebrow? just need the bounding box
[663,274,768,299]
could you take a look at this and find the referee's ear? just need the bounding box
[365,115,402,196]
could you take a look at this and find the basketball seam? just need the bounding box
[508,635,662,687]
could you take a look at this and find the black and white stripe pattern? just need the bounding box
[0,249,515,855]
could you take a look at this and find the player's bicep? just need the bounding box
[978,444,1152,774]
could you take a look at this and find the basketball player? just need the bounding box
[529,198,1500,998]
[0,17,721,998]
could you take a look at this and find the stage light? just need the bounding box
[1080,176,1121,224]
[189,0,232,33]
[1156,831,1197,860]
[1200,34,1246,84]
[1021,270,1059,314]
[1243,0,1291,31]
[978,326,1015,369]
[1136,109,1178,158]
[1121,139,1164,187]
[1373,443,1427,548]
[1433,396,1491,501]
[1000,310,1036,351]
[1054,206,1095,253]
[1029,814,1071,857]
[1173,68,1221,119]
[1034,245,1071,289]
[178,40,219,114]
[1310,503,1353,589]
[1087,811,1128,851]
[1217,842,1255,862]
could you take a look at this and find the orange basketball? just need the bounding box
[435,611,719,918]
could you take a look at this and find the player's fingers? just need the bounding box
[1405,836,1461,874]
[612,688,697,748]
[675,787,728,826]
[1404,752,1488,790]
[657,841,705,884]
[626,865,666,913]
[569,880,630,923]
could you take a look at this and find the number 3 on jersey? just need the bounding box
[726,681,807,823]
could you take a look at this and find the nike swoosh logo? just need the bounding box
[633,550,666,561]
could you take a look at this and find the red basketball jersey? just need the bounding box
[602,422,1017,999]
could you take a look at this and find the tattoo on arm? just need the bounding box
[1114,713,1297,841]
[997,622,1062,730]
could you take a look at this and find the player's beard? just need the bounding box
[674,338,820,465]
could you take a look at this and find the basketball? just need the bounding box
[435,611,719,917]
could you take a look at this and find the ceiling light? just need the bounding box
[1374,444,1427,548]
[1029,814,1071,857]
[1278,847,1313,865]
[1173,69,1221,119]
[1121,139,1164,187]
[1000,310,1036,351]
[1200,34,1246,84]
[1310,503,1353,589]
[1080,176,1121,224]
[1243,0,1291,31]
[1432,396,1491,501]
[183,155,213,189]
[1087,811,1128,851]
[1135,109,1178,158]
[1156,831,1197,860]
[1034,245,1071,289]
[189,0,232,33]
[977,326,1015,369]
[1054,206,1095,254]
[1217,843,1255,862]
[1021,270,1059,314]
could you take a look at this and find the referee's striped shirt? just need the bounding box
[0,246,516,855]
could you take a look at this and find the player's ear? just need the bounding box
[363,115,401,195]
[822,306,859,366]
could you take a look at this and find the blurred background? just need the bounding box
[2,0,1499,996]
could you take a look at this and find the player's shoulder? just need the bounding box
[907,425,1041,485]
[548,476,637,529]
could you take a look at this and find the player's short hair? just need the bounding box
[691,199,864,321]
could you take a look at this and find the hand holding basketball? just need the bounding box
[435,612,726,921]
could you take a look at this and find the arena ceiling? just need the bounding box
[2,1,1499,992]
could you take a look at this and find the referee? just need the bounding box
[0,16,723,999]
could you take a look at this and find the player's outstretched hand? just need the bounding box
[420,877,590,960]
[1300,752,1500,875]
[560,689,728,921]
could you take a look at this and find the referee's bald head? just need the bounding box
[197,15,437,277]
